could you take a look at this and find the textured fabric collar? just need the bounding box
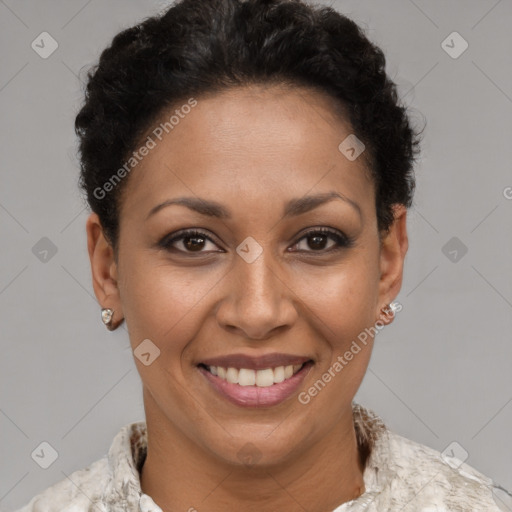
[100,420,150,511]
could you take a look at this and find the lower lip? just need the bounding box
[198,362,313,408]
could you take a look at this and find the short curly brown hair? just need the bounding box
[74,0,423,255]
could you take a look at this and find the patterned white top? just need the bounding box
[15,403,512,511]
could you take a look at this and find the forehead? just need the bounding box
[119,84,374,220]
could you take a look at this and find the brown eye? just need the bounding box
[290,228,353,253]
[159,229,220,254]
[304,233,333,250]
[182,234,207,251]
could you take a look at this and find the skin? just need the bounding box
[86,84,408,512]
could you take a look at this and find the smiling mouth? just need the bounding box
[198,362,311,387]
[197,353,315,407]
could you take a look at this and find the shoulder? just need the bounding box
[351,402,511,511]
[13,457,110,512]
[384,429,509,510]
[12,420,147,512]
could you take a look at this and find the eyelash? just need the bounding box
[158,227,354,255]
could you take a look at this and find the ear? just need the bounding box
[85,212,124,329]
[375,204,409,325]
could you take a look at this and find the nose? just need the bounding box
[216,249,298,341]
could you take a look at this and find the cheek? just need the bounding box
[295,261,379,413]
[294,253,380,348]
[119,253,221,360]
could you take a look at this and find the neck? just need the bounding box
[140,394,366,512]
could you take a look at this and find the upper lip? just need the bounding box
[199,353,312,370]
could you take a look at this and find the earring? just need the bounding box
[381,302,398,317]
[101,308,115,331]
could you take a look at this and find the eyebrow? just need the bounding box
[146,191,362,221]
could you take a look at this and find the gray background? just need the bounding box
[1,0,511,509]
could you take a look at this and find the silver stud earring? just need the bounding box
[101,308,115,331]
[381,302,398,317]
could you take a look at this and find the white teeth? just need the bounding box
[206,362,305,387]
[226,367,239,384]
[255,368,274,387]
[273,366,285,383]
[238,368,256,386]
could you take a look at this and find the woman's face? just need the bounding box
[87,84,408,467]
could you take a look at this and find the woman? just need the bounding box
[16,0,510,510]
